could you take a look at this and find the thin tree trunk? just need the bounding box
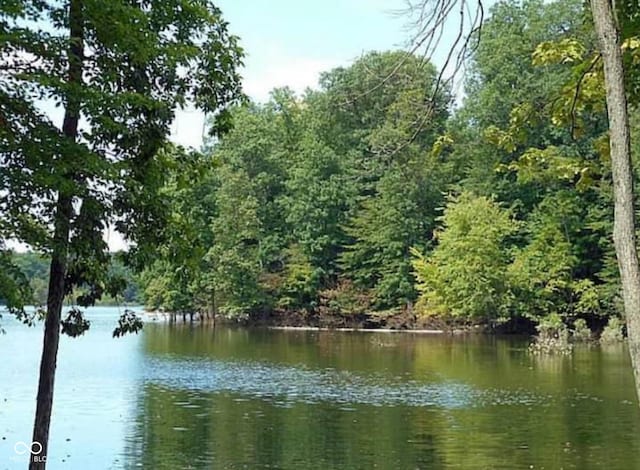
[590,0,640,402]
[30,0,83,467]
[213,289,217,328]
[29,196,72,469]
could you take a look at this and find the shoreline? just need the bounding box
[139,309,499,334]
[267,326,445,333]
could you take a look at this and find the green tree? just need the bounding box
[202,101,293,314]
[136,149,220,318]
[11,251,50,305]
[412,193,518,320]
[443,0,616,331]
[316,51,449,181]
[283,132,352,284]
[509,191,602,321]
[0,1,242,465]
[341,158,443,308]
[319,52,450,309]
[0,245,32,324]
[207,166,264,314]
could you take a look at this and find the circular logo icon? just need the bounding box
[14,441,43,455]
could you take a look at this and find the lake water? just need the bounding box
[1,307,639,469]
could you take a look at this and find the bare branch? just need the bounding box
[569,54,601,139]
[378,0,485,158]
[340,0,485,158]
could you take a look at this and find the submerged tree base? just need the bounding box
[145,308,501,334]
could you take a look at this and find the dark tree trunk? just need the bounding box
[590,0,640,402]
[29,196,73,469]
[30,0,83,467]
[213,289,217,328]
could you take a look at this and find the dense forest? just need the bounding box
[4,0,640,338]
[130,0,640,336]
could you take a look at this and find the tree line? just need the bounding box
[139,0,639,337]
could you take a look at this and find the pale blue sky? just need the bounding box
[170,0,490,147]
[171,0,411,147]
[217,0,409,99]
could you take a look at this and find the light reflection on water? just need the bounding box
[141,355,549,409]
[1,308,639,469]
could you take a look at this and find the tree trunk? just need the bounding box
[29,196,73,469]
[590,0,640,402]
[30,1,83,467]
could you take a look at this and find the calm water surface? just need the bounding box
[1,307,639,469]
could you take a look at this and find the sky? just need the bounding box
[170,0,490,148]
[169,0,411,148]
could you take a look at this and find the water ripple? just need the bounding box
[141,356,551,409]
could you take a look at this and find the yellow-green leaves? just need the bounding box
[532,38,586,66]
[531,38,605,130]
[503,146,598,190]
[429,132,454,159]
[485,34,607,191]
[411,193,518,319]
[484,103,536,153]
[622,36,640,51]
[485,125,518,153]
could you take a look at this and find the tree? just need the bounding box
[207,166,264,314]
[283,132,353,286]
[135,149,220,319]
[139,52,453,317]
[203,100,292,314]
[0,1,243,466]
[411,192,518,319]
[341,158,443,308]
[471,0,627,326]
[589,0,640,400]
[508,191,602,322]
[319,51,449,309]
